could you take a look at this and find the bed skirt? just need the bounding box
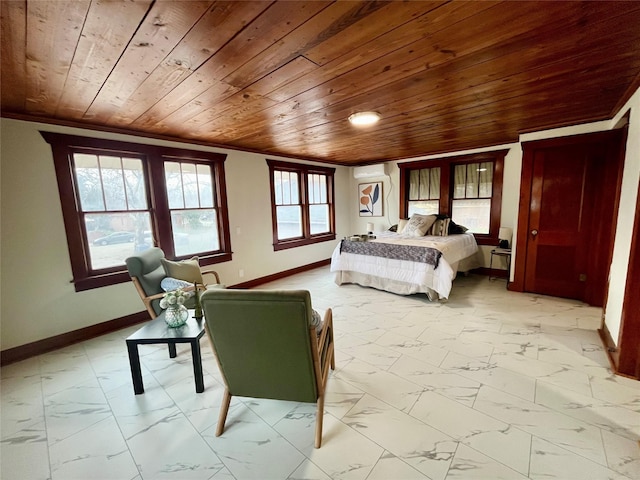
[334,271,440,301]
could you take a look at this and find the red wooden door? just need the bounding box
[524,145,594,300]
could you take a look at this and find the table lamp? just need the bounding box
[498,227,512,249]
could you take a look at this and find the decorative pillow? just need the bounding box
[448,220,469,234]
[388,224,398,232]
[429,218,450,236]
[161,257,203,284]
[397,218,409,234]
[310,309,323,334]
[160,276,193,292]
[403,214,437,237]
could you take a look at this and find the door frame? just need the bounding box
[611,175,640,378]
[510,130,624,298]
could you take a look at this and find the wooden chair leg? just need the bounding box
[315,394,325,448]
[216,388,232,437]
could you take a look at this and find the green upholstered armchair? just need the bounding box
[125,247,221,318]
[200,288,335,448]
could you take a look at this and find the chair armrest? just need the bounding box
[145,291,167,301]
[317,309,334,378]
[317,309,332,349]
[201,269,221,284]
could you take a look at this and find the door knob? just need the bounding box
[531,229,538,236]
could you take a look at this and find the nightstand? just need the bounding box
[489,248,512,286]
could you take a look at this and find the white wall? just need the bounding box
[0,118,351,350]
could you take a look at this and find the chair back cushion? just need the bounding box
[160,257,204,284]
[201,289,318,403]
[125,248,166,313]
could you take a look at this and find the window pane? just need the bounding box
[170,208,219,257]
[273,171,300,205]
[419,169,430,199]
[409,170,420,200]
[410,168,440,201]
[429,168,440,199]
[99,156,126,210]
[408,200,439,216]
[453,164,466,199]
[165,161,184,209]
[86,212,151,269]
[276,171,300,205]
[290,172,299,203]
[122,158,147,209]
[75,154,105,211]
[478,162,493,197]
[310,204,329,234]
[274,171,282,205]
[466,163,479,198]
[197,164,214,208]
[282,172,292,204]
[178,163,198,208]
[451,198,491,234]
[308,173,327,204]
[318,175,327,203]
[276,205,302,239]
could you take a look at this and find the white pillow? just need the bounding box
[397,218,409,234]
[403,214,437,237]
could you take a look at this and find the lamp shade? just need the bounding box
[366,222,374,233]
[498,227,512,248]
[498,227,512,240]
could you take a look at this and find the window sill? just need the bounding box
[273,234,336,251]
[73,271,131,292]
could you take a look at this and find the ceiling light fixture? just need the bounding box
[348,111,381,126]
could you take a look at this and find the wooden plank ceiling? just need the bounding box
[2,0,640,165]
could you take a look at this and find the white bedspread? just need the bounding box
[330,232,478,299]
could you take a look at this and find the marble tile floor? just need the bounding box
[2,268,640,480]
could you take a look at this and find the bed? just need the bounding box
[330,230,479,300]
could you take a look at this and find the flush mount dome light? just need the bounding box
[348,111,381,126]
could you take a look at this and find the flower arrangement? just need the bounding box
[159,288,191,309]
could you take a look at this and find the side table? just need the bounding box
[126,311,206,394]
[489,248,512,286]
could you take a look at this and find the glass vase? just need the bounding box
[164,304,188,328]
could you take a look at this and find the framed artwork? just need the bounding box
[358,182,383,216]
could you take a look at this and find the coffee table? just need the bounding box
[126,310,206,394]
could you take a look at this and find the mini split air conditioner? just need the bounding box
[353,163,387,179]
